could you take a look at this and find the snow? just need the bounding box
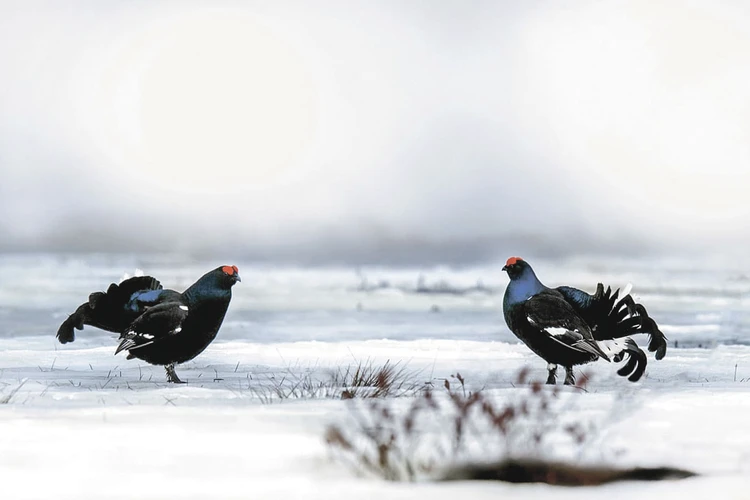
[1,253,750,498]
[1,338,750,499]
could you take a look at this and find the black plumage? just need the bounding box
[57,265,241,383]
[502,257,666,385]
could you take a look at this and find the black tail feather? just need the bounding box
[645,320,667,360]
[88,291,106,309]
[617,316,642,331]
[100,276,162,308]
[633,304,667,359]
[56,275,162,344]
[56,303,90,344]
[617,294,638,316]
[608,288,620,309]
[612,295,637,323]
[589,285,667,360]
[615,338,647,382]
[557,282,667,363]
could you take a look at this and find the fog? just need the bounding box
[2,1,750,265]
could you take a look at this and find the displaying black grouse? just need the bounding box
[502,257,666,385]
[56,265,241,383]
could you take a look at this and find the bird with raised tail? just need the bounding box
[56,265,241,383]
[502,257,666,385]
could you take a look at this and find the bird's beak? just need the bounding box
[234,274,242,283]
[502,265,508,272]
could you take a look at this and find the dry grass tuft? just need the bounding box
[246,359,426,403]
[336,360,423,399]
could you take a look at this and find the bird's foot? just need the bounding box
[563,366,576,385]
[546,363,557,385]
[165,364,185,384]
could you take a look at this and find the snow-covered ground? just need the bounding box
[1,339,750,499]
[1,253,750,498]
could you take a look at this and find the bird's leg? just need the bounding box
[546,363,557,385]
[165,364,185,384]
[564,366,576,385]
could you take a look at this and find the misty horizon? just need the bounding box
[2,1,750,266]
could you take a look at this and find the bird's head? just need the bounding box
[184,265,242,303]
[217,265,242,288]
[502,257,533,281]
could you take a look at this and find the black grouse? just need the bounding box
[56,265,241,383]
[502,257,666,385]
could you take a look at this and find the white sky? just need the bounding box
[1,0,749,263]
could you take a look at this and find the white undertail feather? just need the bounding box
[596,339,627,357]
[119,268,145,283]
[621,283,633,298]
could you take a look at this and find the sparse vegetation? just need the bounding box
[337,360,424,399]
[324,368,696,484]
[0,379,27,404]
[246,359,427,403]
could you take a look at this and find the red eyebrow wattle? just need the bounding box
[506,256,523,266]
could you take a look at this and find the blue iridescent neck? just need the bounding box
[505,267,546,304]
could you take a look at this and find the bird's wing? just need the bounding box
[123,288,182,316]
[523,291,609,360]
[115,301,189,355]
